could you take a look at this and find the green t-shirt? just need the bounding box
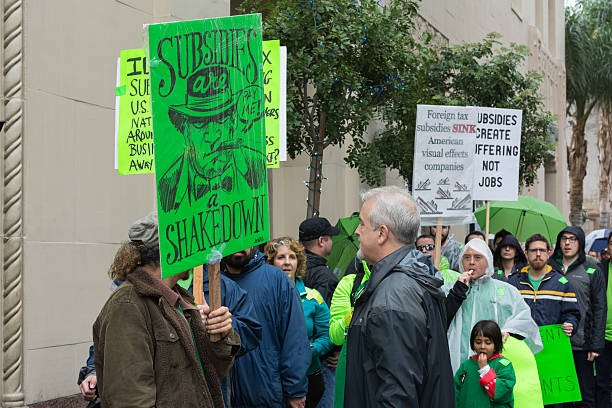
[606,263,612,341]
[528,274,543,291]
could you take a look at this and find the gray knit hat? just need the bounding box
[128,211,159,248]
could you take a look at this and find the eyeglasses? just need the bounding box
[417,244,435,251]
[560,236,578,243]
[527,248,548,254]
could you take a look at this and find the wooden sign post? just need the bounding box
[485,200,491,242]
[433,217,443,269]
[192,263,222,342]
[208,262,222,342]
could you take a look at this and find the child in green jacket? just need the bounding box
[454,320,517,408]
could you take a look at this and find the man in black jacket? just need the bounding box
[345,186,453,407]
[549,226,606,408]
[595,233,612,408]
[299,216,341,408]
[299,217,340,306]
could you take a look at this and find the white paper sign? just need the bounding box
[472,107,522,201]
[279,46,287,161]
[413,105,476,225]
[114,57,120,170]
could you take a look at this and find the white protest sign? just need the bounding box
[413,105,476,226]
[114,57,120,170]
[472,107,522,201]
[279,46,287,161]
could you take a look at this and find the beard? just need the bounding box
[175,270,191,281]
[530,259,547,270]
[223,248,254,270]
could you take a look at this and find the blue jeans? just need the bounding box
[316,360,335,408]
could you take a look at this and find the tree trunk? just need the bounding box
[568,112,589,226]
[599,104,612,228]
[306,113,326,218]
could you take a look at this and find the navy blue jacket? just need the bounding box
[222,251,311,407]
[190,269,263,407]
[189,271,262,357]
[508,265,581,331]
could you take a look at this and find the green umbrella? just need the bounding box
[474,196,567,243]
[327,214,360,278]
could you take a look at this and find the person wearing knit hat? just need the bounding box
[92,212,241,407]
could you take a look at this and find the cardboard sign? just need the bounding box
[534,324,581,404]
[263,40,280,168]
[472,107,522,201]
[116,49,154,174]
[148,15,270,278]
[412,104,476,225]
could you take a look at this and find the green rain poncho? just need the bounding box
[443,239,543,373]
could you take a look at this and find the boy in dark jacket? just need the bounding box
[548,226,606,408]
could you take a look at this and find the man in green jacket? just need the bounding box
[93,213,241,407]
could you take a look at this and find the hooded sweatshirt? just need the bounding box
[548,226,606,352]
[344,245,454,407]
[443,239,542,372]
[493,235,527,281]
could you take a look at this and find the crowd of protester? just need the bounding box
[78,186,610,408]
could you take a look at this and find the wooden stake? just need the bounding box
[193,265,204,306]
[485,201,491,243]
[208,262,222,342]
[434,217,442,268]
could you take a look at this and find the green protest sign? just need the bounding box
[263,40,280,168]
[148,15,269,278]
[117,49,154,174]
[534,324,581,404]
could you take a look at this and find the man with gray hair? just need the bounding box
[344,186,454,407]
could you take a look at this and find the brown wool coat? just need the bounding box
[93,268,240,408]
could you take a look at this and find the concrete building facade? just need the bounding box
[0,0,567,405]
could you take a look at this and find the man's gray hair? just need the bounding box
[361,186,420,244]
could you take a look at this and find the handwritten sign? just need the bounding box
[412,104,476,225]
[472,107,522,201]
[534,324,581,404]
[117,49,154,174]
[263,40,280,168]
[148,15,270,278]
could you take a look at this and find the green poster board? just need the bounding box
[117,49,154,174]
[534,324,582,404]
[148,15,269,278]
[263,40,280,168]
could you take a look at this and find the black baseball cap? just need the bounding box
[299,217,340,241]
